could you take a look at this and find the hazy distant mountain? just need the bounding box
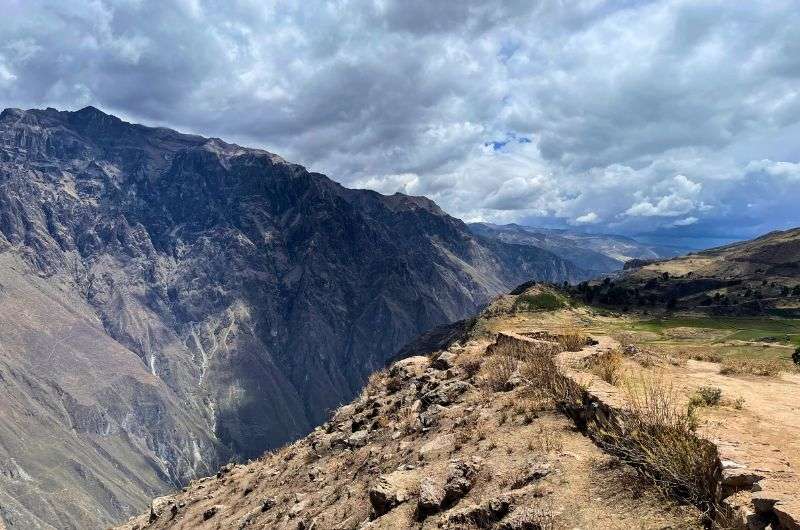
[469,223,684,275]
[0,106,586,529]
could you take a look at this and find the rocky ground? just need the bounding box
[118,300,704,530]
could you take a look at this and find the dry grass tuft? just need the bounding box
[557,328,592,352]
[487,334,561,360]
[592,373,720,517]
[587,350,625,386]
[481,355,517,392]
[363,368,387,397]
[515,341,586,410]
[688,386,722,408]
[686,351,724,363]
[456,354,483,378]
[719,358,783,377]
[526,425,564,453]
[508,500,559,530]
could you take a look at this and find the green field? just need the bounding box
[630,316,800,346]
[613,314,800,367]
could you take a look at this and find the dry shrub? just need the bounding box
[487,334,561,360]
[526,425,563,453]
[686,351,723,363]
[398,405,418,435]
[363,368,387,397]
[587,350,625,386]
[522,329,592,352]
[492,335,722,520]
[517,340,585,410]
[481,355,517,392]
[592,373,720,517]
[511,395,546,424]
[385,372,404,393]
[719,358,783,377]
[557,328,591,352]
[456,354,483,378]
[688,386,722,408]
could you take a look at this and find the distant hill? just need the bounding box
[570,227,800,314]
[469,223,684,275]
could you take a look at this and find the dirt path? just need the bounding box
[495,311,800,527]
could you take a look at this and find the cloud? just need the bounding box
[672,216,698,227]
[1,0,799,246]
[573,212,600,225]
[745,159,800,181]
[624,175,702,217]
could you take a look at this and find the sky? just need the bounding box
[1,0,799,248]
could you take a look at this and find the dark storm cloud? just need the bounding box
[1,0,799,244]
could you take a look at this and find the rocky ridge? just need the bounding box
[116,286,708,530]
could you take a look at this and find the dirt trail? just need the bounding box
[495,310,800,528]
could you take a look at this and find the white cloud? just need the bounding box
[573,212,600,225]
[672,216,698,226]
[745,159,800,181]
[624,175,702,217]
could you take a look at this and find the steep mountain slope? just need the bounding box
[571,227,800,313]
[0,106,586,529]
[469,223,683,274]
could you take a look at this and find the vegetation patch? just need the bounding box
[513,292,566,312]
[493,334,721,521]
[481,354,517,392]
[719,357,784,377]
[591,374,720,519]
[632,316,800,345]
[688,386,722,408]
[586,350,625,386]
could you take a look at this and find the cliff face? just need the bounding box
[0,106,586,529]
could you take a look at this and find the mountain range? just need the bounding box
[468,223,683,275]
[0,106,588,529]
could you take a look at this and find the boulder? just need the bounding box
[369,475,409,517]
[511,462,552,489]
[444,495,512,528]
[773,499,800,530]
[431,351,457,370]
[203,505,223,520]
[390,356,429,380]
[417,478,446,515]
[443,459,479,505]
[347,430,369,448]
[721,467,766,489]
[419,434,456,460]
[421,380,471,407]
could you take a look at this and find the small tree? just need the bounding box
[793,347,800,366]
